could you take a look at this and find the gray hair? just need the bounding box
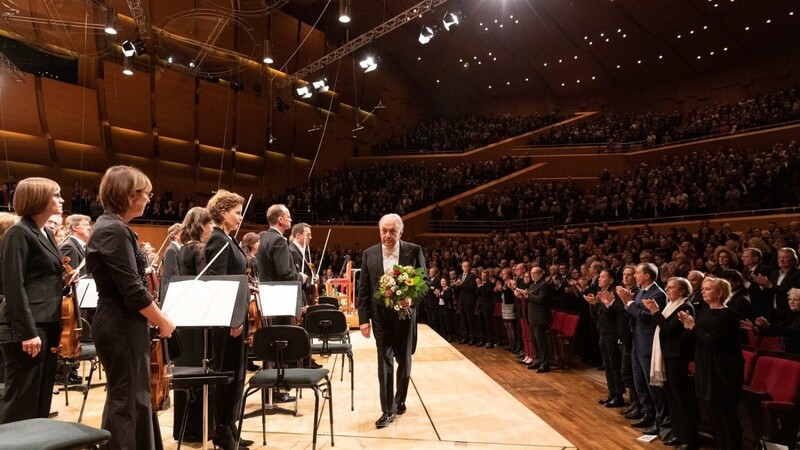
[378,213,403,232]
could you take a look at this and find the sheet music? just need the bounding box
[161,279,241,327]
[259,283,301,317]
[76,278,98,309]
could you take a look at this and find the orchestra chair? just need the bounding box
[58,318,99,422]
[304,309,354,410]
[317,296,339,309]
[326,261,354,310]
[0,418,110,449]
[306,303,337,315]
[238,326,333,449]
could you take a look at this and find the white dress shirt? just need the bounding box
[382,244,399,273]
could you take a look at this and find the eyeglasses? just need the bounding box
[137,190,154,199]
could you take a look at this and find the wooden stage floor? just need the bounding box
[54,326,583,449]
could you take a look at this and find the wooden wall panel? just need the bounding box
[0,73,43,136]
[154,68,195,140]
[114,154,157,178]
[234,152,262,176]
[111,127,152,158]
[104,61,152,132]
[152,161,193,195]
[55,141,107,173]
[236,92,267,154]
[158,137,194,164]
[271,14,299,73]
[41,78,102,147]
[198,144,230,171]
[0,132,50,166]
[198,80,235,148]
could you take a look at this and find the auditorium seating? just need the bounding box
[547,311,580,369]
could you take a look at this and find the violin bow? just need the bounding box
[315,229,331,278]
[233,193,253,240]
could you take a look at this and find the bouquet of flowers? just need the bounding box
[376,264,429,319]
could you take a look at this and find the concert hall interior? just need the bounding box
[0,0,800,449]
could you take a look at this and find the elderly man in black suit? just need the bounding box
[753,247,800,323]
[358,213,426,429]
[59,214,91,276]
[741,247,772,318]
[455,260,478,345]
[527,266,555,372]
[257,204,308,325]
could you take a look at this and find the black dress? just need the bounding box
[692,307,744,450]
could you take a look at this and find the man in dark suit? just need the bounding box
[288,222,315,309]
[618,262,667,433]
[455,260,478,345]
[754,247,800,323]
[257,204,308,325]
[686,270,707,315]
[59,214,91,277]
[160,223,182,301]
[357,214,426,429]
[527,266,554,372]
[741,247,772,318]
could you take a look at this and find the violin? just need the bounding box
[246,268,266,347]
[51,257,82,358]
[150,331,173,411]
[306,262,319,305]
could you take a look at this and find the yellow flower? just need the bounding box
[404,278,414,285]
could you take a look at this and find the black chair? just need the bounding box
[305,303,336,315]
[239,326,333,449]
[58,318,99,422]
[0,418,110,449]
[317,296,339,309]
[304,309,354,411]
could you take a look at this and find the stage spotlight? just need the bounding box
[262,39,274,64]
[443,11,461,31]
[296,84,313,99]
[104,8,118,35]
[189,61,195,68]
[121,39,146,57]
[374,100,387,110]
[418,23,436,44]
[359,55,379,73]
[122,57,133,76]
[312,75,329,92]
[167,56,174,64]
[339,0,352,23]
[268,134,277,144]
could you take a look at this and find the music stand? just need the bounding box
[255,281,302,416]
[162,275,248,450]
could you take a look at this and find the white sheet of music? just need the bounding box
[259,283,300,317]
[76,278,98,309]
[161,279,240,327]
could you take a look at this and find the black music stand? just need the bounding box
[162,275,248,450]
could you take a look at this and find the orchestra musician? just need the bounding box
[59,214,91,277]
[86,166,175,450]
[160,223,182,300]
[203,190,252,450]
[0,178,70,423]
[288,222,316,311]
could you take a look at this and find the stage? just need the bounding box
[53,325,576,449]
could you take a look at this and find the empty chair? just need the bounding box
[304,309,354,410]
[317,296,340,309]
[58,317,100,422]
[239,326,333,449]
[0,418,110,449]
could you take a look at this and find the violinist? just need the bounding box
[240,232,260,279]
[289,223,315,311]
[86,166,175,450]
[160,223,182,299]
[203,190,252,450]
[0,178,69,423]
[59,214,91,277]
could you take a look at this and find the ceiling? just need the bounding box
[1,0,798,111]
[282,0,800,107]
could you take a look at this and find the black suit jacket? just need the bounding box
[457,272,478,305]
[357,240,427,326]
[204,227,246,277]
[256,228,302,283]
[527,279,555,325]
[0,218,64,342]
[726,289,753,321]
[768,267,800,320]
[288,242,314,306]
[651,301,694,360]
[59,236,86,277]
[162,242,180,282]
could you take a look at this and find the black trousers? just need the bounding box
[93,303,156,450]
[371,303,414,414]
[477,305,494,344]
[460,301,477,341]
[705,399,741,450]
[436,307,451,340]
[664,357,699,448]
[210,329,246,437]
[529,322,551,367]
[0,323,59,423]
[619,341,636,399]
[599,334,624,396]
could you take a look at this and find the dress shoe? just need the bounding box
[673,445,692,450]
[518,357,531,364]
[229,425,254,447]
[309,361,323,369]
[475,341,485,347]
[598,395,613,404]
[375,412,396,428]
[246,361,260,371]
[536,366,550,373]
[484,343,494,348]
[212,434,240,450]
[459,339,468,344]
[620,403,636,415]
[631,416,654,428]
[663,436,682,446]
[604,397,626,408]
[624,408,643,420]
[274,392,296,403]
[528,361,541,370]
[396,403,407,415]
[642,425,660,435]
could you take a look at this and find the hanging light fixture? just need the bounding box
[359,55,379,73]
[418,22,436,44]
[104,8,118,35]
[122,57,133,76]
[262,39,274,64]
[339,0,352,23]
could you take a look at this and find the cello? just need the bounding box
[51,256,82,358]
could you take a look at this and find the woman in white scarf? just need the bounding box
[643,277,699,449]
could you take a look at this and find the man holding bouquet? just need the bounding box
[358,213,427,429]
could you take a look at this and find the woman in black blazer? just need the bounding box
[0,177,68,423]
[86,166,175,449]
[203,190,250,450]
[644,277,699,449]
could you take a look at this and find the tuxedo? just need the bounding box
[257,228,304,321]
[288,242,314,307]
[357,240,426,415]
[0,218,65,422]
[625,283,667,424]
[59,236,86,277]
